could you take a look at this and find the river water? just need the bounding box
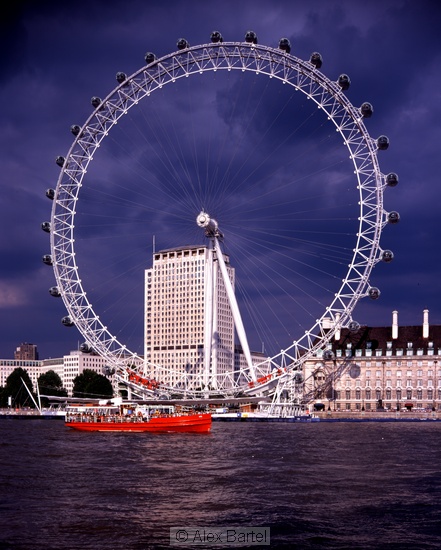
[0,419,440,549]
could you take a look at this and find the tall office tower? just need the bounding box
[14,342,39,361]
[144,245,235,391]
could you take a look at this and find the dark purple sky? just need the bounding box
[1,0,441,360]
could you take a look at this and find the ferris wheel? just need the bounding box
[42,31,398,399]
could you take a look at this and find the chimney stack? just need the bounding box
[423,309,429,338]
[334,313,341,341]
[392,310,398,339]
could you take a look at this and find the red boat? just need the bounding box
[65,402,212,433]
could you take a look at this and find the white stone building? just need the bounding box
[144,245,235,391]
[0,351,110,398]
[304,310,441,412]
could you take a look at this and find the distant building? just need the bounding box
[0,351,113,398]
[0,359,43,389]
[144,245,270,393]
[144,245,235,391]
[14,343,38,361]
[304,309,441,412]
[61,351,109,397]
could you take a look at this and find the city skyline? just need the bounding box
[1,0,441,361]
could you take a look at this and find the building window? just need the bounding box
[407,390,412,400]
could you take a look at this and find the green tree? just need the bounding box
[37,370,67,406]
[73,369,113,399]
[0,368,35,408]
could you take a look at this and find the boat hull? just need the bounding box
[66,413,212,433]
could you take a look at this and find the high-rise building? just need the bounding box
[144,245,235,391]
[14,343,39,361]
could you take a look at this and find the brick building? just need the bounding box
[14,343,39,361]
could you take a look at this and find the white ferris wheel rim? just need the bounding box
[48,37,393,395]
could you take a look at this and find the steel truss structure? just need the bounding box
[44,33,398,400]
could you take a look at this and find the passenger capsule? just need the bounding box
[116,72,127,84]
[46,188,55,200]
[386,172,399,187]
[310,52,323,68]
[61,316,74,327]
[144,52,156,64]
[388,211,400,224]
[377,135,390,150]
[103,365,115,376]
[368,287,381,300]
[323,350,334,361]
[70,124,81,136]
[278,38,291,53]
[210,31,223,43]
[91,96,102,109]
[382,250,394,263]
[42,254,53,266]
[348,321,360,332]
[80,342,92,353]
[337,74,351,90]
[360,102,373,118]
[55,156,65,167]
[177,38,189,50]
[41,222,51,233]
[244,30,258,44]
[294,372,303,383]
[49,286,61,297]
